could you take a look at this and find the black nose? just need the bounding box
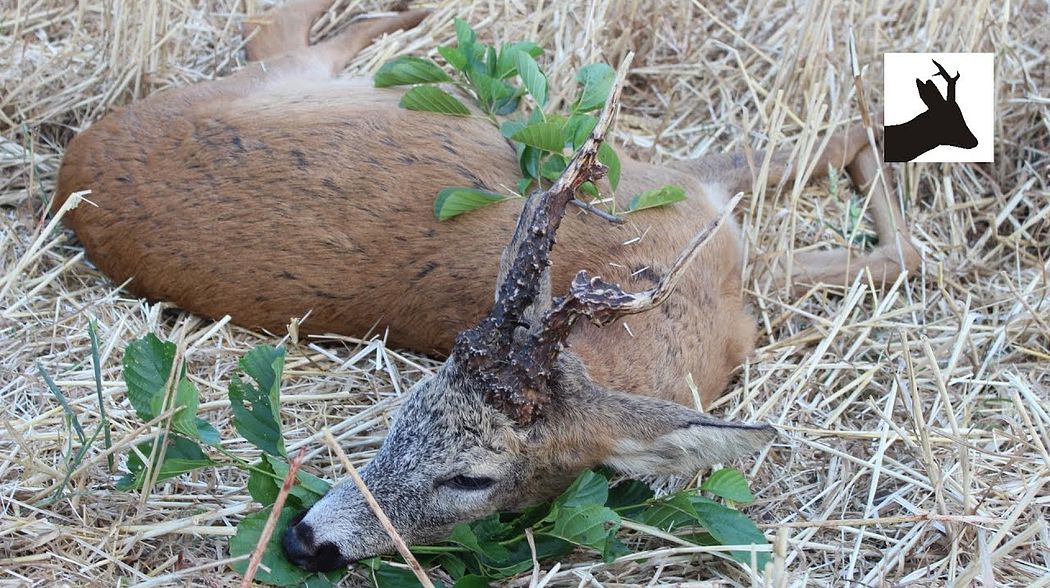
[282,509,349,572]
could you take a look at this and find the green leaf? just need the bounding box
[511,122,565,153]
[454,18,477,49]
[247,459,280,506]
[627,493,699,530]
[229,346,286,457]
[500,119,527,140]
[701,468,754,504]
[564,114,597,149]
[598,143,620,191]
[434,188,512,220]
[542,503,622,561]
[438,46,467,71]
[513,51,547,107]
[230,506,346,586]
[399,86,472,116]
[170,371,201,441]
[451,576,490,588]
[519,146,541,180]
[374,56,451,87]
[123,334,177,422]
[606,479,656,511]
[555,470,610,508]
[574,63,616,113]
[691,496,770,568]
[448,523,510,561]
[496,41,544,78]
[628,184,687,212]
[468,71,516,114]
[540,154,568,181]
[195,418,220,445]
[117,434,212,491]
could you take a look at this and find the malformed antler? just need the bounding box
[931,59,960,102]
[451,52,739,426]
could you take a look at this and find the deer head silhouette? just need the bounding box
[885,59,978,162]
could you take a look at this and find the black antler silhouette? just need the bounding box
[931,59,960,102]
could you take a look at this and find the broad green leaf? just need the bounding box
[542,503,622,561]
[691,496,770,568]
[468,71,516,114]
[628,184,687,212]
[701,468,754,504]
[448,523,509,561]
[598,143,620,191]
[123,334,176,422]
[434,188,512,220]
[247,459,280,506]
[564,114,597,149]
[519,146,541,180]
[574,63,616,113]
[511,122,565,153]
[606,479,656,511]
[116,434,212,491]
[496,41,544,78]
[451,576,490,588]
[438,46,467,71]
[513,51,547,106]
[500,119,526,139]
[454,18,477,49]
[374,56,451,87]
[399,86,472,117]
[627,493,699,530]
[555,469,610,509]
[516,177,533,194]
[540,154,567,181]
[194,418,220,445]
[230,506,345,586]
[229,346,286,457]
[170,371,200,441]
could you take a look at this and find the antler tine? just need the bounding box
[519,193,743,375]
[451,53,633,425]
[930,59,960,102]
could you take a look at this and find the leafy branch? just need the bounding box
[373,18,686,220]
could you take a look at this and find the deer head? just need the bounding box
[281,61,776,572]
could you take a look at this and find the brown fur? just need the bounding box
[52,2,918,408]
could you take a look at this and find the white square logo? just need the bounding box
[883,53,993,163]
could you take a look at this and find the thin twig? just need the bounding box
[239,447,306,588]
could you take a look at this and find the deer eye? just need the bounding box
[440,474,496,491]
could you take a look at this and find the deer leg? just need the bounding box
[780,137,920,291]
[306,10,430,75]
[242,1,427,77]
[243,0,335,62]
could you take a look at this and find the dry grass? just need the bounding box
[2,0,1049,586]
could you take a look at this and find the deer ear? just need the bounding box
[590,390,777,478]
[915,78,944,107]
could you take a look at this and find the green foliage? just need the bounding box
[372,19,687,220]
[229,506,343,587]
[229,345,287,457]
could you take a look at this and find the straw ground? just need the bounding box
[2,0,1048,586]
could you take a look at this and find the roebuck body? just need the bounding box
[53,1,919,570]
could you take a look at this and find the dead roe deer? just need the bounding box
[52,1,919,571]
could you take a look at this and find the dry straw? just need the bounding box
[1,0,1048,586]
